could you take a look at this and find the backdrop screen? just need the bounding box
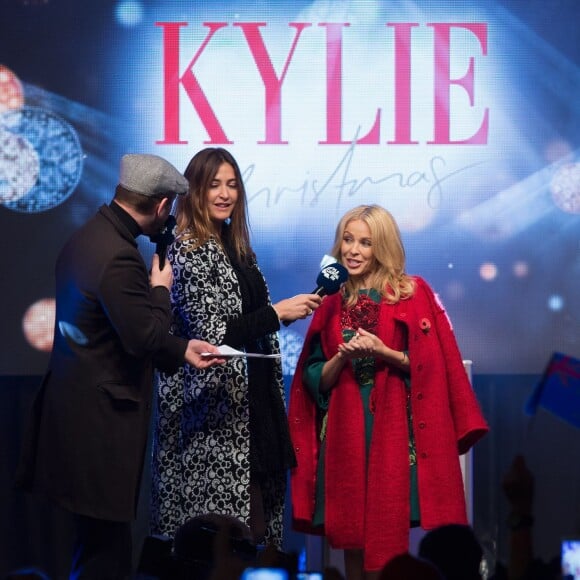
[0,0,578,375]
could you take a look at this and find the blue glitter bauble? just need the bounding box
[0,106,83,213]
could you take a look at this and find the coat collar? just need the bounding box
[98,204,139,247]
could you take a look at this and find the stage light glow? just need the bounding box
[22,298,55,353]
[0,65,24,113]
[544,139,572,164]
[479,262,498,281]
[115,0,144,28]
[446,280,465,300]
[1,0,579,376]
[456,153,579,240]
[547,294,564,312]
[550,162,580,214]
[513,261,529,278]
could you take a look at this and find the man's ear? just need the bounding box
[155,196,171,218]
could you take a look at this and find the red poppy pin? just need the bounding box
[420,318,431,334]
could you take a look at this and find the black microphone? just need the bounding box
[312,262,348,297]
[152,215,176,270]
[283,262,348,326]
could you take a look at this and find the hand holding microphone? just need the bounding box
[151,214,177,270]
[311,262,348,297]
[150,252,173,290]
[274,294,322,325]
[276,262,348,326]
[149,215,177,289]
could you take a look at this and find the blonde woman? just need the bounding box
[289,204,488,579]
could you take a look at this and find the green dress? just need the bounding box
[302,289,420,527]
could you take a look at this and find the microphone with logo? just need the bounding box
[151,215,177,271]
[283,262,348,327]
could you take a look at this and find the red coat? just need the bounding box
[288,277,489,570]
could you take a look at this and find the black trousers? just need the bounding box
[70,514,132,580]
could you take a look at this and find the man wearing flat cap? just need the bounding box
[16,154,224,580]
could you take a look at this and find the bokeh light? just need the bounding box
[446,280,466,300]
[115,0,144,27]
[0,64,24,113]
[479,262,498,282]
[512,260,529,278]
[22,298,55,352]
[550,162,580,214]
[547,294,564,312]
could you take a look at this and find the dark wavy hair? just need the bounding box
[176,147,252,262]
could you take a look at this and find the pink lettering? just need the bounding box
[428,22,489,144]
[387,22,419,145]
[319,23,381,145]
[234,22,311,144]
[155,21,489,146]
[156,21,231,145]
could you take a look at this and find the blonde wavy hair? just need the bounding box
[330,205,416,307]
[175,147,252,263]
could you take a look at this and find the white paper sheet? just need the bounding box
[201,344,281,359]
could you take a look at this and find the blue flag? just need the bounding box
[525,352,580,429]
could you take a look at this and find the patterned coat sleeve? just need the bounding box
[169,238,235,344]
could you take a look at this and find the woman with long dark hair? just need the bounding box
[150,148,321,546]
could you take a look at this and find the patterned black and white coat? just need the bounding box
[150,234,289,545]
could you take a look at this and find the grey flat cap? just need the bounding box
[119,153,189,197]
